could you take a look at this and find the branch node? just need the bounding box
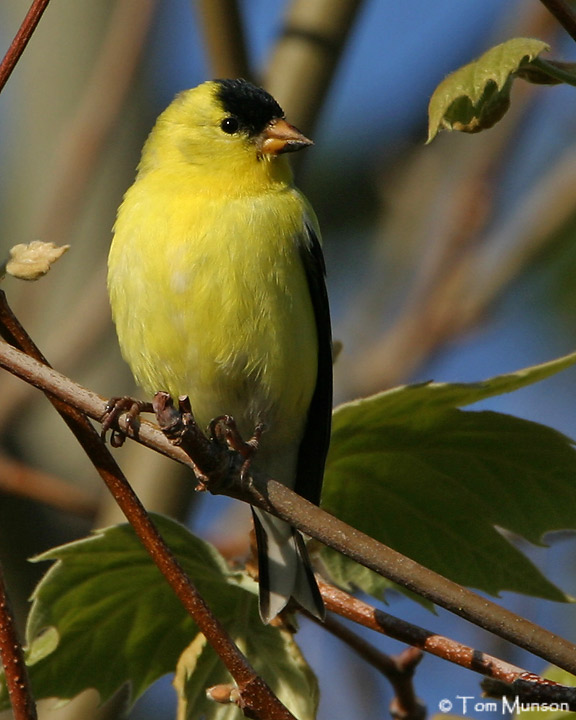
[390,697,427,720]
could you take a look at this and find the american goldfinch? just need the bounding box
[108,79,332,623]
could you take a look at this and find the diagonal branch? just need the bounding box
[0,0,51,94]
[323,584,576,709]
[1,327,576,680]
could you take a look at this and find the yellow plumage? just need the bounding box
[108,80,332,622]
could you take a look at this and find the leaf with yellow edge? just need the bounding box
[428,37,550,141]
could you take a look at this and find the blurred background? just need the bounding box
[2,0,576,718]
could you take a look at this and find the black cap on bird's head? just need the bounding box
[215,79,283,135]
[214,78,313,156]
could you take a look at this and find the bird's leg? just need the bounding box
[239,422,266,481]
[209,416,266,484]
[101,396,154,447]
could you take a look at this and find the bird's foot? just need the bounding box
[101,396,153,447]
[209,416,266,485]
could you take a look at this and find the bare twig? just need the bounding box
[321,583,576,709]
[0,563,37,720]
[0,293,295,720]
[156,398,576,679]
[320,581,529,682]
[196,0,251,79]
[0,0,51,94]
[309,613,425,720]
[389,648,426,720]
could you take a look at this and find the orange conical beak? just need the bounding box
[259,118,313,155]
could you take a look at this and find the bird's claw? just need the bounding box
[209,416,266,484]
[101,396,153,447]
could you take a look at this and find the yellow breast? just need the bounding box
[108,170,318,449]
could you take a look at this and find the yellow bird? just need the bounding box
[108,79,332,622]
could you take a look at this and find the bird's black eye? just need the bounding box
[220,116,239,134]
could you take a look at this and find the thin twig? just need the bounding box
[539,0,576,41]
[0,563,37,720]
[1,337,575,678]
[321,583,576,709]
[0,0,51,94]
[389,648,426,720]
[196,0,251,79]
[319,581,528,682]
[309,613,425,720]
[271,488,576,677]
[0,293,295,720]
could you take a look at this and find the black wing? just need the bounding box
[294,221,333,506]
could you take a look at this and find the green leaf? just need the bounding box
[339,350,576,421]
[0,515,317,718]
[322,352,576,602]
[428,37,550,141]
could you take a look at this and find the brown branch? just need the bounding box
[0,293,295,720]
[0,295,192,469]
[196,0,251,79]
[309,612,425,720]
[258,481,576,677]
[0,563,37,720]
[321,582,531,682]
[0,0,51,94]
[147,391,576,679]
[322,583,576,709]
[2,302,576,681]
[539,0,576,42]
[389,648,426,720]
